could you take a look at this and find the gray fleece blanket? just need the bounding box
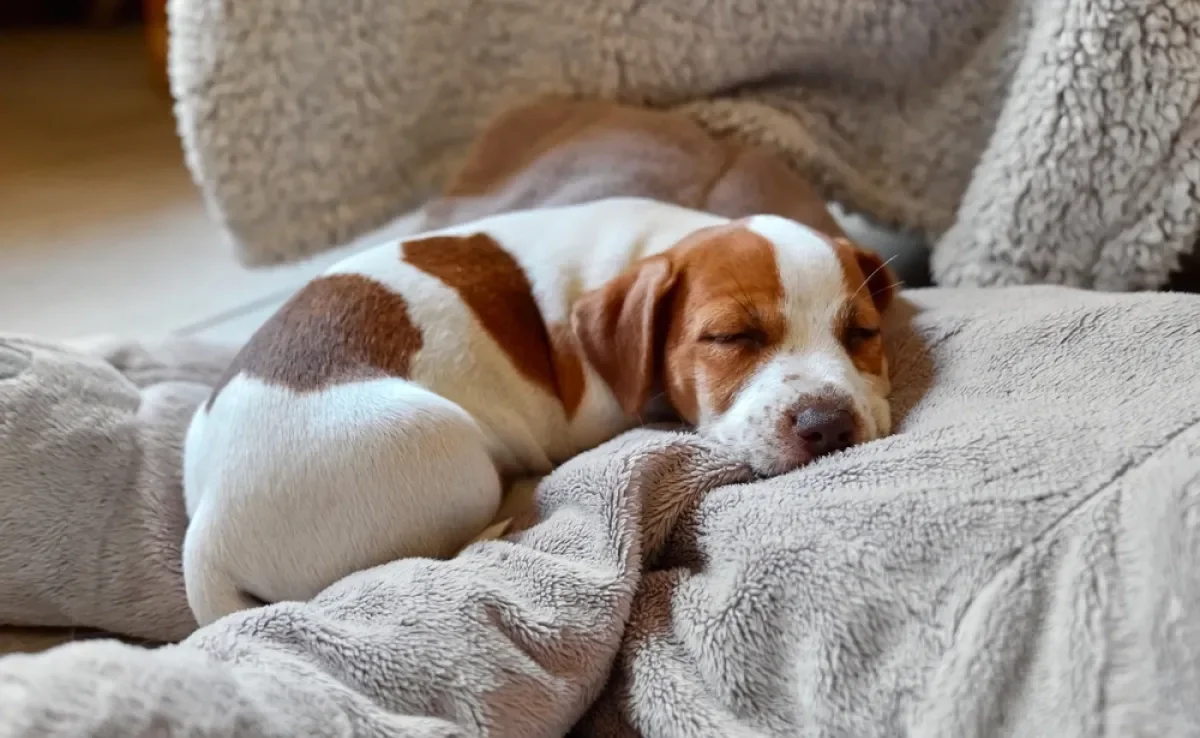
[170,0,1200,289]
[3,286,1200,736]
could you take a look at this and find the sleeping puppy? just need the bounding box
[182,197,897,626]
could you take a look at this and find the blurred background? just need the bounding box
[0,1,348,342]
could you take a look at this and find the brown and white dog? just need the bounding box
[182,104,897,627]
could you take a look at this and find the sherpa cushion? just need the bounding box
[171,0,1200,289]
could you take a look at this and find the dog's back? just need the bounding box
[415,99,845,237]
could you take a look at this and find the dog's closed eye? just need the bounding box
[700,329,767,349]
[843,324,880,349]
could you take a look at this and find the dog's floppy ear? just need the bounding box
[571,255,677,416]
[838,238,898,313]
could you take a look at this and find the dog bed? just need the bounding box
[2,286,1199,736]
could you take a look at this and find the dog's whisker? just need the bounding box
[869,279,906,298]
[850,254,900,303]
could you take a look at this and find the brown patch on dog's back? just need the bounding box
[206,274,422,409]
[402,233,586,416]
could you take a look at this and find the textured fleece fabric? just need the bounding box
[0,335,236,643]
[2,286,1199,736]
[169,0,1200,289]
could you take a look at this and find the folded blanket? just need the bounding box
[3,286,1199,736]
[171,0,1200,289]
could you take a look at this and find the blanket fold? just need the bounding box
[172,0,1200,288]
[0,430,751,737]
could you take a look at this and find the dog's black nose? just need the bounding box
[792,400,857,458]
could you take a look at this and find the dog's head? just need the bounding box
[572,216,896,475]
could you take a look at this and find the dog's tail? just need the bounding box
[182,508,264,627]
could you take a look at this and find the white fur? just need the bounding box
[182,198,888,626]
[183,377,501,624]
